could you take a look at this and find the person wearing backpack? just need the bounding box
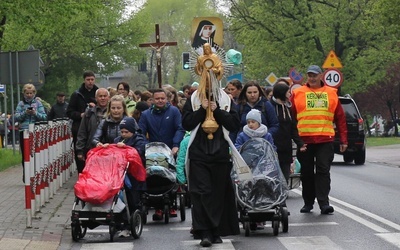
[234,81,279,142]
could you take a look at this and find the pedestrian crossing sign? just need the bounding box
[322,50,343,69]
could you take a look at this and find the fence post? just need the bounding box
[24,129,32,228]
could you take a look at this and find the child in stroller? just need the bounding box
[235,137,289,236]
[72,143,146,242]
[234,109,289,235]
[142,142,186,224]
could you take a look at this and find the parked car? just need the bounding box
[334,94,366,165]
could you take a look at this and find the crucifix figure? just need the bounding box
[139,24,177,88]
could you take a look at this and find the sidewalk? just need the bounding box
[0,144,399,250]
[0,165,77,250]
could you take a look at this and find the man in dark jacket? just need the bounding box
[75,88,109,172]
[67,71,99,173]
[48,92,69,120]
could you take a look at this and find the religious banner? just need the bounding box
[191,17,223,50]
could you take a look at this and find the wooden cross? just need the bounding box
[139,24,177,88]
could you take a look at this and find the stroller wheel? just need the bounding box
[272,220,279,236]
[130,210,143,239]
[109,223,116,242]
[244,221,250,237]
[185,192,192,208]
[281,207,289,233]
[179,195,186,222]
[141,206,148,225]
[71,223,81,242]
[80,226,87,238]
[164,204,170,224]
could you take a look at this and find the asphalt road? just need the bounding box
[59,145,400,249]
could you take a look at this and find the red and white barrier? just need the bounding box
[23,119,75,228]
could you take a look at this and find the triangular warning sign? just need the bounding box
[322,50,343,69]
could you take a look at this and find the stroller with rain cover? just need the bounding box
[141,142,186,224]
[235,138,289,236]
[71,145,146,242]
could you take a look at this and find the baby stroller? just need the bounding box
[141,142,186,224]
[71,145,145,242]
[235,138,289,236]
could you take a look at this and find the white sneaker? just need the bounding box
[118,229,131,237]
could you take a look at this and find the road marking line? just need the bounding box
[85,228,149,233]
[376,233,400,248]
[329,196,400,231]
[81,242,134,250]
[278,236,342,250]
[170,227,191,231]
[291,189,392,233]
[334,206,389,233]
[290,222,338,227]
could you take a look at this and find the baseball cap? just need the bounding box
[56,92,66,96]
[307,65,322,74]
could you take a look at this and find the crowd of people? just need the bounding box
[14,62,347,246]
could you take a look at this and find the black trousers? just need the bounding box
[72,133,85,173]
[296,142,334,208]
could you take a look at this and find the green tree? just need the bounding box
[227,0,400,94]
[0,0,149,99]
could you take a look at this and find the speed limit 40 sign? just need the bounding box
[322,68,343,88]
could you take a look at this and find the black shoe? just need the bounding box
[321,205,334,214]
[300,205,313,213]
[200,238,212,247]
[212,236,222,244]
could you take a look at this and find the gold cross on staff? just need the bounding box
[139,24,177,88]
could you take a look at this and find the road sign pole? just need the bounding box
[4,86,7,148]
[9,52,17,151]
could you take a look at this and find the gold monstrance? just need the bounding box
[194,43,223,140]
